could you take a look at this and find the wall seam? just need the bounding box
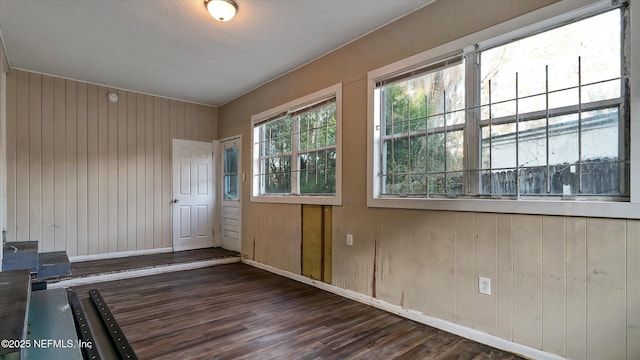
[428,212,431,313]
[511,215,514,341]
[472,214,475,329]
[584,218,588,359]
[495,215,498,336]
[454,213,458,323]
[540,216,544,350]
[563,217,567,357]
[625,220,628,360]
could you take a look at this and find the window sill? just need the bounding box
[251,194,341,206]
[367,196,640,219]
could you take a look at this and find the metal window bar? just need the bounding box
[376,107,467,129]
[379,88,386,194]
[425,94,429,197]
[296,143,336,154]
[306,113,310,185]
[545,65,550,193]
[376,70,625,198]
[379,160,625,178]
[260,126,266,193]
[578,56,583,193]
[316,115,321,185]
[443,90,448,194]
[381,123,465,140]
[515,72,520,199]
[407,98,412,193]
[324,111,329,187]
[291,117,299,193]
[478,97,622,128]
[477,76,622,116]
[268,125,272,188]
[391,102,396,191]
[488,80,493,194]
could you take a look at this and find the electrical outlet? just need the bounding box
[346,234,353,246]
[478,277,491,295]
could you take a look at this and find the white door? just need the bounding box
[172,139,214,251]
[220,137,241,252]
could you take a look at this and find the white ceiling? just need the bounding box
[0,0,432,106]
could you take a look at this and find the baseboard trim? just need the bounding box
[242,259,564,360]
[69,247,174,263]
[49,257,240,289]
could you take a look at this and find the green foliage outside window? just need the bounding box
[380,62,465,196]
[259,101,337,195]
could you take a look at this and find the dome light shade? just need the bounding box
[205,0,238,22]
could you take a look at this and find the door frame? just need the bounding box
[218,135,242,252]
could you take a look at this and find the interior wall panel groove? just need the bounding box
[5,69,217,256]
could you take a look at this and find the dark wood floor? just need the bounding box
[70,247,239,277]
[71,263,523,360]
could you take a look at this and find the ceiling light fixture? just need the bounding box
[205,0,238,22]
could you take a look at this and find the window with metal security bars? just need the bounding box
[251,84,342,205]
[372,4,629,201]
[376,56,466,197]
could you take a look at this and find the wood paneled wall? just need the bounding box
[331,210,640,360]
[5,70,217,256]
[218,0,639,358]
[1,39,7,264]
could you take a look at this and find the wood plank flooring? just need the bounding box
[70,248,239,277]
[71,263,523,360]
[0,270,31,357]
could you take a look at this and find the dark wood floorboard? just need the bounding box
[71,264,523,360]
[70,247,239,277]
[0,270,31,357]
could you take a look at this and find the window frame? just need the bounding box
[251,83,342,205]
[367,0,640,218]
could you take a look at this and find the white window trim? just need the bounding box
[251,83,342,205]
[367,0,640,219]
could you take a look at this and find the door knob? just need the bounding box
[172,199,179,203]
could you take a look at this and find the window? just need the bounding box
[477,9,625,198]
[375,56,466,196]
[252,84,342,205]
[223,145,239,201]
[368,0,639,218]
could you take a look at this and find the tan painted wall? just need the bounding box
[5,69,217,256]
[218,0,640,358]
